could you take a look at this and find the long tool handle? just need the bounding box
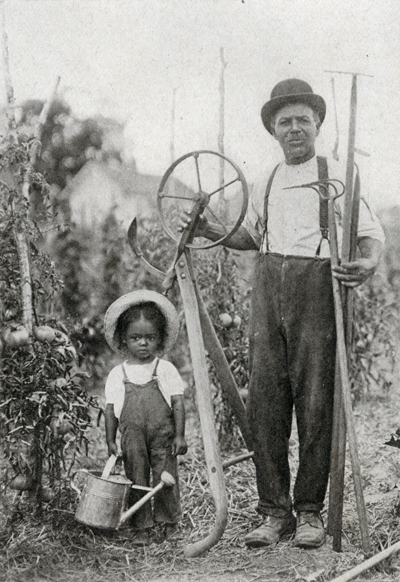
[329,168,361,551]
[222,451,254,470]
[194,281,252,450]
[330,540,400,582]
[329,75,358,550]
[328,197,371,555]
[162,199,204,291]
[328,372,348,545]
[342,75,357,261]
[176,251,228,558]
[328,359,346,549]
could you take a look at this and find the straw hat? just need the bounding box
[104,290,180,356]
[261,78,326,134]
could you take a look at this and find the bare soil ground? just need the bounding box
[1,379,400,582]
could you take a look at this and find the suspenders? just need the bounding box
[261,156,329,255]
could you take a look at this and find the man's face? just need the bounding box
[271,103,320,165]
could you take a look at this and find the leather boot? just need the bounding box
[245,514,296,547]
[294,511,325,548]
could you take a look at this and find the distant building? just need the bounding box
[64,158,196,233]
[64,159,158,231]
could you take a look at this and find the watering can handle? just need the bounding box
[70,455,118,498]
[70,469,89,498]
[101,454,118,479]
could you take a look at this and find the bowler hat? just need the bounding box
[261,79,326,134]
[104,290,180,356]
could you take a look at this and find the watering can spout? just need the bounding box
[119,471,175,526]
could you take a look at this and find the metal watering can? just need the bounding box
[72,455,175,530]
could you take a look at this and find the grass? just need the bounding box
[1,382,400,582]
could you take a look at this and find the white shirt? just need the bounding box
[104,358,185,418]
[242,156,385,258]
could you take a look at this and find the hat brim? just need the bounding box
[261,93,326,134]
[104,290,180,356]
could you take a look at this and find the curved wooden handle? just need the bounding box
[176,252,228,558]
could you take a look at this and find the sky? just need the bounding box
[1,0,400,210]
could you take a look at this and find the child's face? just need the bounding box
[124,317,161,363]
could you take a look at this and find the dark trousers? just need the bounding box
[247,253,336,517]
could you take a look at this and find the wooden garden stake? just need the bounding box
[0,2,34,334]
[218,47,227,214]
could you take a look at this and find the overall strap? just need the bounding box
[315,156,329,256]
[151,357,160,378]
[262,164,280,251]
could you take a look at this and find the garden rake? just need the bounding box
[285,178,371,555]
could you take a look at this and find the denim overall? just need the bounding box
[119,359,181,529]
[247,157,336,518]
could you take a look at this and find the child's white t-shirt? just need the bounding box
[104,358,185,419]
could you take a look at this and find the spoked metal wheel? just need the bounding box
[157,150,248,249]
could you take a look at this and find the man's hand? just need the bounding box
[172,435,188,457]
[332,258,378,288]
[177,209,208,237]
[332,237,383,288]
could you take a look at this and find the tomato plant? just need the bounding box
[351,273,398,402]
[0,137,98,516]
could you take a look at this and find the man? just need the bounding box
[180,78,385,548]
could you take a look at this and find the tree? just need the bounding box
[18,99,125,222]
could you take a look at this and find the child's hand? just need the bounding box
[172,436,188,456]
[107,441,118,457]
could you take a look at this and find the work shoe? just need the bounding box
[294,511,325,548]
[245,513,296,547]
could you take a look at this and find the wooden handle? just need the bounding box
[176,252,228,558]
[328,197,371,555]
[222,452,254,470]
[330,540,400,582]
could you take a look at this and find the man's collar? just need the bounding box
[284,154,317,168]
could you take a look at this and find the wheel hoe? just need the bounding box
[128,150,253,557]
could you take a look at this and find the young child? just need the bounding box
[103,290,187,545]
